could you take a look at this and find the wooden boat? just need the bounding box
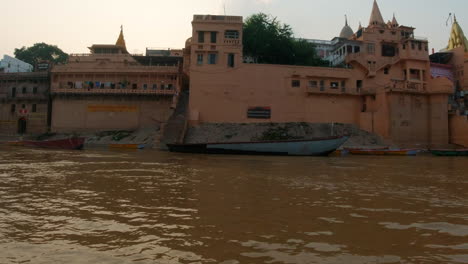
[167,136,349,156]
[22,137,85,150]
[431,149,468,156]
[109,143,146,150]
[347,148,419,156]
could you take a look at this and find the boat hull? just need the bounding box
[431,149,468,156]
[109,144,146,150]
[22,137,85,150]
[348,149,419,156]
[167,136,349,156]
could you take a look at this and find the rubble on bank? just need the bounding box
[184,123,389,149]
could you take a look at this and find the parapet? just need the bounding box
[193,15,243,24]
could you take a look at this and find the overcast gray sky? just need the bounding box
[1,0,467,56]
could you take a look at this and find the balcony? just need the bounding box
[385,80,427,94]
[306,86,358,96]
[52,87,177,96]
[224,39,241,45]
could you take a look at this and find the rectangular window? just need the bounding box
[292,80,301,88]
[22,87,27,94]
[197,54,203,65]
[208,53,217,64]
[198,31,205,43]
[132,83,137,89]
[402,44,406,50]
[227,53,235,67]
[225,30,240,39]
[168,84,173,90]
[161,84,165,90]
[32,104,37,113]
[308,81,318,88]
[11,104,16,113]
[320,80,325,91]
[143,84,148,90]
[33,87,38,94]
[12,87,16,98]
[382,44,396,57]
[357,80,363,92]
[384,68,389,74]
[367,43,375,54]
[330,82,339,88]
[210,32,217,43]
[152,84,157,90]
[247,107,271,119]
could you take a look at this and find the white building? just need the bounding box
[0,55,33,73]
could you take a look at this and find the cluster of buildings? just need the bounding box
[0,0,467,147]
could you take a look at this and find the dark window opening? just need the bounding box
[330,82,339,88]
[11,104,16,113]
[32,104,37,113]
[208,53,217,64]
[384,68,389,74]
[33,87,38,94]
[210,32,217,43]
[247,107,271,119]
[403,44,406,50]
[198,31,205,43]
[12,87,16,98]
[418,42,422,51]
[22,87,27,94]
[227,53,235,67]
[347,45,353,53]
[357,80,363,92]
[382,44,396,57]
[309,81,318,88]
[21,104,25,109]
[354,46,360,53]
[132,83,137,89]
[292,80,301,88]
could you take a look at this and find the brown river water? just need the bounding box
[0,146,467,264]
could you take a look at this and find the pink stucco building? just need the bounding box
[185,1,453,147]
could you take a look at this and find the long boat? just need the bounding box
[22,137,85,150]
[431,149,468,156]
[167,136,349,156]
[347,148,419,156]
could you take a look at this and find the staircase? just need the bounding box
[157,90,190,149]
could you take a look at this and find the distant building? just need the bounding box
[50,27,183,133]
[146,48,183,57]
[0,72,50,135]
[0,55,33,73]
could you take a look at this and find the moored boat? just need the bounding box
[347,148,419,156]
[431,149,468,156]
[109,143,146,150]
[167,136,349,156]
[22,137,85,150]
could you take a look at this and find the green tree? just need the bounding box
[14,43,68,66]
[243,13,327,67]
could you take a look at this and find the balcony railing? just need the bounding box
[306,86,358,95]
[52,88,176,96]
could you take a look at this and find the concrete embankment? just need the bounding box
[184,123,389,149]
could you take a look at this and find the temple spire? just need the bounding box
[116,25,127,50]
[447,16,468,52]
[369,0,385,27]
[392,13,399,27]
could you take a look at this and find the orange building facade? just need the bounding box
[51,29,182,133]
[185,1,453,147]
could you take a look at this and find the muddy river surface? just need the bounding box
[0,147,467,264]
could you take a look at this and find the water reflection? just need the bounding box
[0,146,467,263]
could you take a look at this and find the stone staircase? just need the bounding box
[157,90,189,149]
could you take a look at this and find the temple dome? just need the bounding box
[339,16,354,39]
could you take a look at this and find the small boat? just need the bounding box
[22,137,85,150]
[347,148,419,156]
[4,141,25,146]
[431,149,468,156]
[167,136,349,156]
[109,143,146,150]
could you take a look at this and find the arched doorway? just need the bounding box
[18,118,27,134]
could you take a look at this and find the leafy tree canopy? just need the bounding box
[243,13,327,67]
[14,43,68,66]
